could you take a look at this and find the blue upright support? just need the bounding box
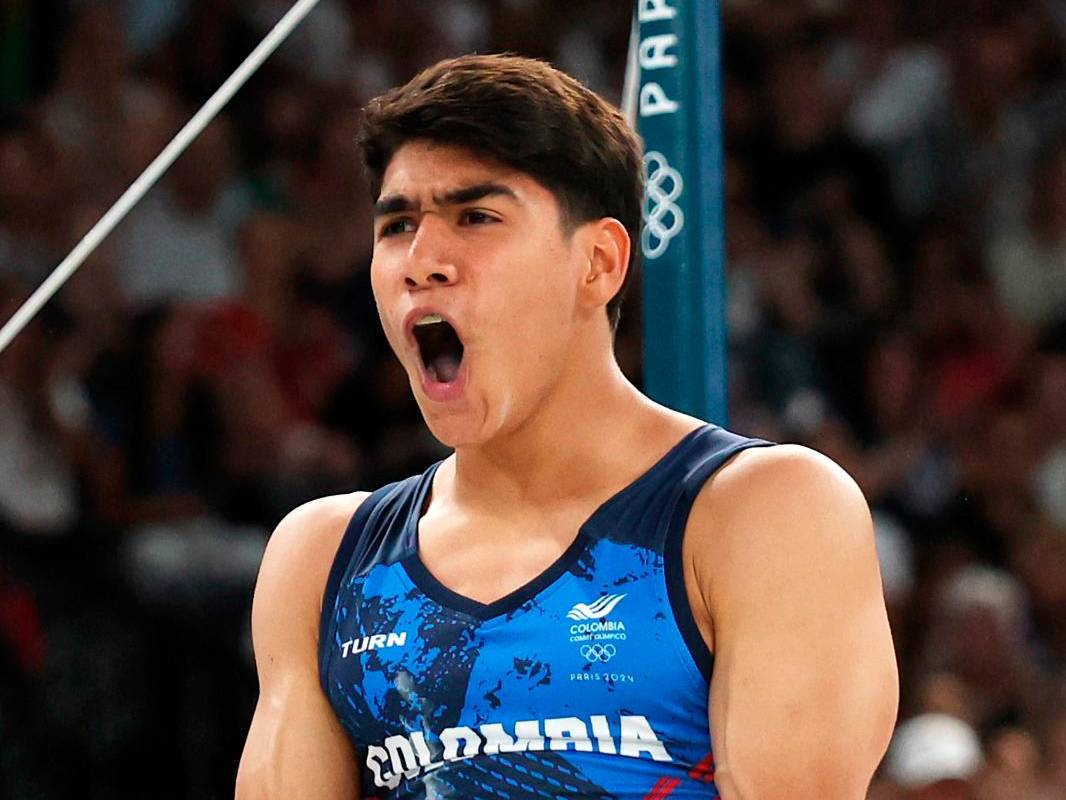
[632,0,727,424]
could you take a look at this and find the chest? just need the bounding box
[321,537,704,741]
[414,505,593,606]
[317,464,731,797]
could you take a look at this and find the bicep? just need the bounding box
[237,667,360,799]
[701,447,897,799]
[236,495,368,800]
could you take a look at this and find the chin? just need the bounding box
[422,417,490,450]
[408,368,515,451]
[415,398,493,450]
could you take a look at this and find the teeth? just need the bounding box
[414,313,444,326]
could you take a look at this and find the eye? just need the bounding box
[379,217,415,238]
[459,210,498,226]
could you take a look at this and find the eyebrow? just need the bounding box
[372,182,519,218]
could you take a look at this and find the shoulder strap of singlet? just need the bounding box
[318,464,440,687]
[663,426,774,682]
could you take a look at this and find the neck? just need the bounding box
[448,337,697,513]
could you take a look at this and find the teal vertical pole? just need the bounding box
[631,0,727,424]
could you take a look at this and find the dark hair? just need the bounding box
[358,54,644,330]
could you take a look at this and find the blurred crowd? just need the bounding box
[0,0,1063,797]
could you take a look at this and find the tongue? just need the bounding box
[428,354,461,384]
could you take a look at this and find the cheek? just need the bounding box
[483,265,572,349]
[369,256,388,302]
[369,259,396,318]
[485,274,577,376]
[369,260,404,348]
[511,245,579,314]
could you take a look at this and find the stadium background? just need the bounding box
[0,0,1064,797]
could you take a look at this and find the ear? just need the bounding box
[576,217,631,319]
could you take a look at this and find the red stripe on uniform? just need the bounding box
[689,753,716,781]
[643,776,682,799]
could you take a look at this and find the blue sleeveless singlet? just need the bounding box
[319,425,771,799]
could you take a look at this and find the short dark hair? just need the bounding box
[358,54,643,330]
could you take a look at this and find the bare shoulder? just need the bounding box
[694,442,870,538]
[264,492,372,580]
[688,444,876,607]
[253,491,372,654]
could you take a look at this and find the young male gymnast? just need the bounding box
[236,54,898,799]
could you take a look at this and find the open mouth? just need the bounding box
[412,314,465,384]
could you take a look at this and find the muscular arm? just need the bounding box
[236,493,369,800]
[690,445,898,799]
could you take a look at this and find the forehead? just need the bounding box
[379,140,554,209]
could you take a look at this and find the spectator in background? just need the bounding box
[0,282,79,538]
[880,712,984,799]
[0,126,64,285]
[826,0,953,218]
[980,725,1046,799]
[116,115,251,308]
[921,566,1042,729]
[986,136,1066,329]
[1038,703,1066,797]
[38,3,131,177]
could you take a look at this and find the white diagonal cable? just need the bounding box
[621,11,640,127]
[0,0,322,354]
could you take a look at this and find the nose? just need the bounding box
[404,214,459,290]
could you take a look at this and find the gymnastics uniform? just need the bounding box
[319,425,770,799]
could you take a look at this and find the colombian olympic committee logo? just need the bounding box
[580,643,617,663]
[642,150,685,260]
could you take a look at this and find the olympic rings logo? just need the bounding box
[641,150,685,260]
[580,643,618,663]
